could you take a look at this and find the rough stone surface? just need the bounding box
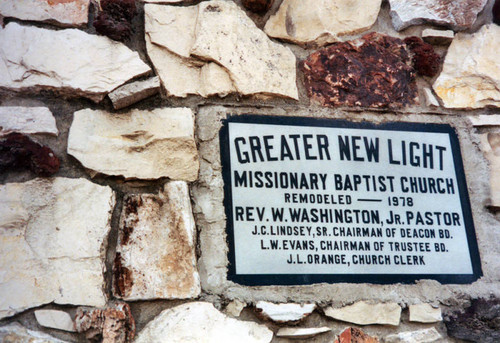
[445,298,500,343]
[67,108,199,181]
[94,0,137,41]
[423,88,440,107]
[0,178,115,320]
[469,115,500,127]
[0,107,58,136]
[479,133,500,207]
[334,327,379,343]
[302,32,417,108]
[134,302,273,343]
[384,328,442,343]
[255,301,316,323]
[75,302,135,343]
[433,24,500,109]
[422,29,454,45]
[325,301,401,326]
[276,327,331,339]
[0,323,70,342]
[264,0,382,46]
[409,304,442,323]
[403,37,440,77]
[225,300,246,317]
[0,133,60,176]
[388,0,488,31]
[35,310,76,332]
[145,1,298,99]
[113,181,200,300]
[0,0,90,27]
[242,0,274,13]
[108,76,160,110]
[0,22,151,102]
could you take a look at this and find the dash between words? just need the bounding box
[233,133,447,170]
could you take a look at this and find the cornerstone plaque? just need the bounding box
[220,115,482,285]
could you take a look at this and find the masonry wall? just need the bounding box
[0,0,500,342]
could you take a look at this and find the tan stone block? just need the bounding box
[325,301,401,326]
[67,108,199,181]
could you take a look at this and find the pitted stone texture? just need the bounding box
[0,0,90,27]
[433,25,500,109]
[108,76,160,110]
[277,327,331,339]
[67,108,199,181]
[75,302,135,343]
[145,1,297,99]
[135,302,273,343]
[445,298,500,343]
[264,0,381,46]
[0,178,115,320]
[334,327,379,343]
[325,301,401,326]
[35,310,76,332]
[255,301,316,323]
[409,303,442,323]
[388,0,488,31]
[302,32,417,108]
[0,107,58,136]
[0,323,70,342]
[225,300,246,317]
[113,182,200,300]
[0,23,151,102]
[385,328,442,343]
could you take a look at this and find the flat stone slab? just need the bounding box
[114,181,201,300]
[0,178,115,319]
[0,323,70,342]
[433,24,500,109]
[255,301,316,323]
[35,310,76,332]
[325,301,401,326]
[135,302,273,343]
[67,108,199,181]
[409,304,442,323]
[0,0,90,27]
[264,0,381,46]
[108,76,160,110]
[0,22,151,102]
[145,1,297,99]
[0,106,58,136]
[388,0,488,31]
[276,327,331,339]
[385,328,442,343]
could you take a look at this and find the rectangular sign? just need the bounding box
[220,115,482,285]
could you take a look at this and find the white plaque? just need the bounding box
[220,116,482,285]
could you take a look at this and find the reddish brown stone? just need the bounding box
[75,302,135,343]
[0,133,59,176]
[113,253,133,299]
[94,0,136,41]
[404,36,440,77]
[335,328,379,343]
[241,0,274,13]
[302,32,417,108]
[494,0,500,25]
[445,298,500,343]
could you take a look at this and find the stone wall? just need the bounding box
[0,0,499,342]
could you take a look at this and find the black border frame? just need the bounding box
[219,114,483,286]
